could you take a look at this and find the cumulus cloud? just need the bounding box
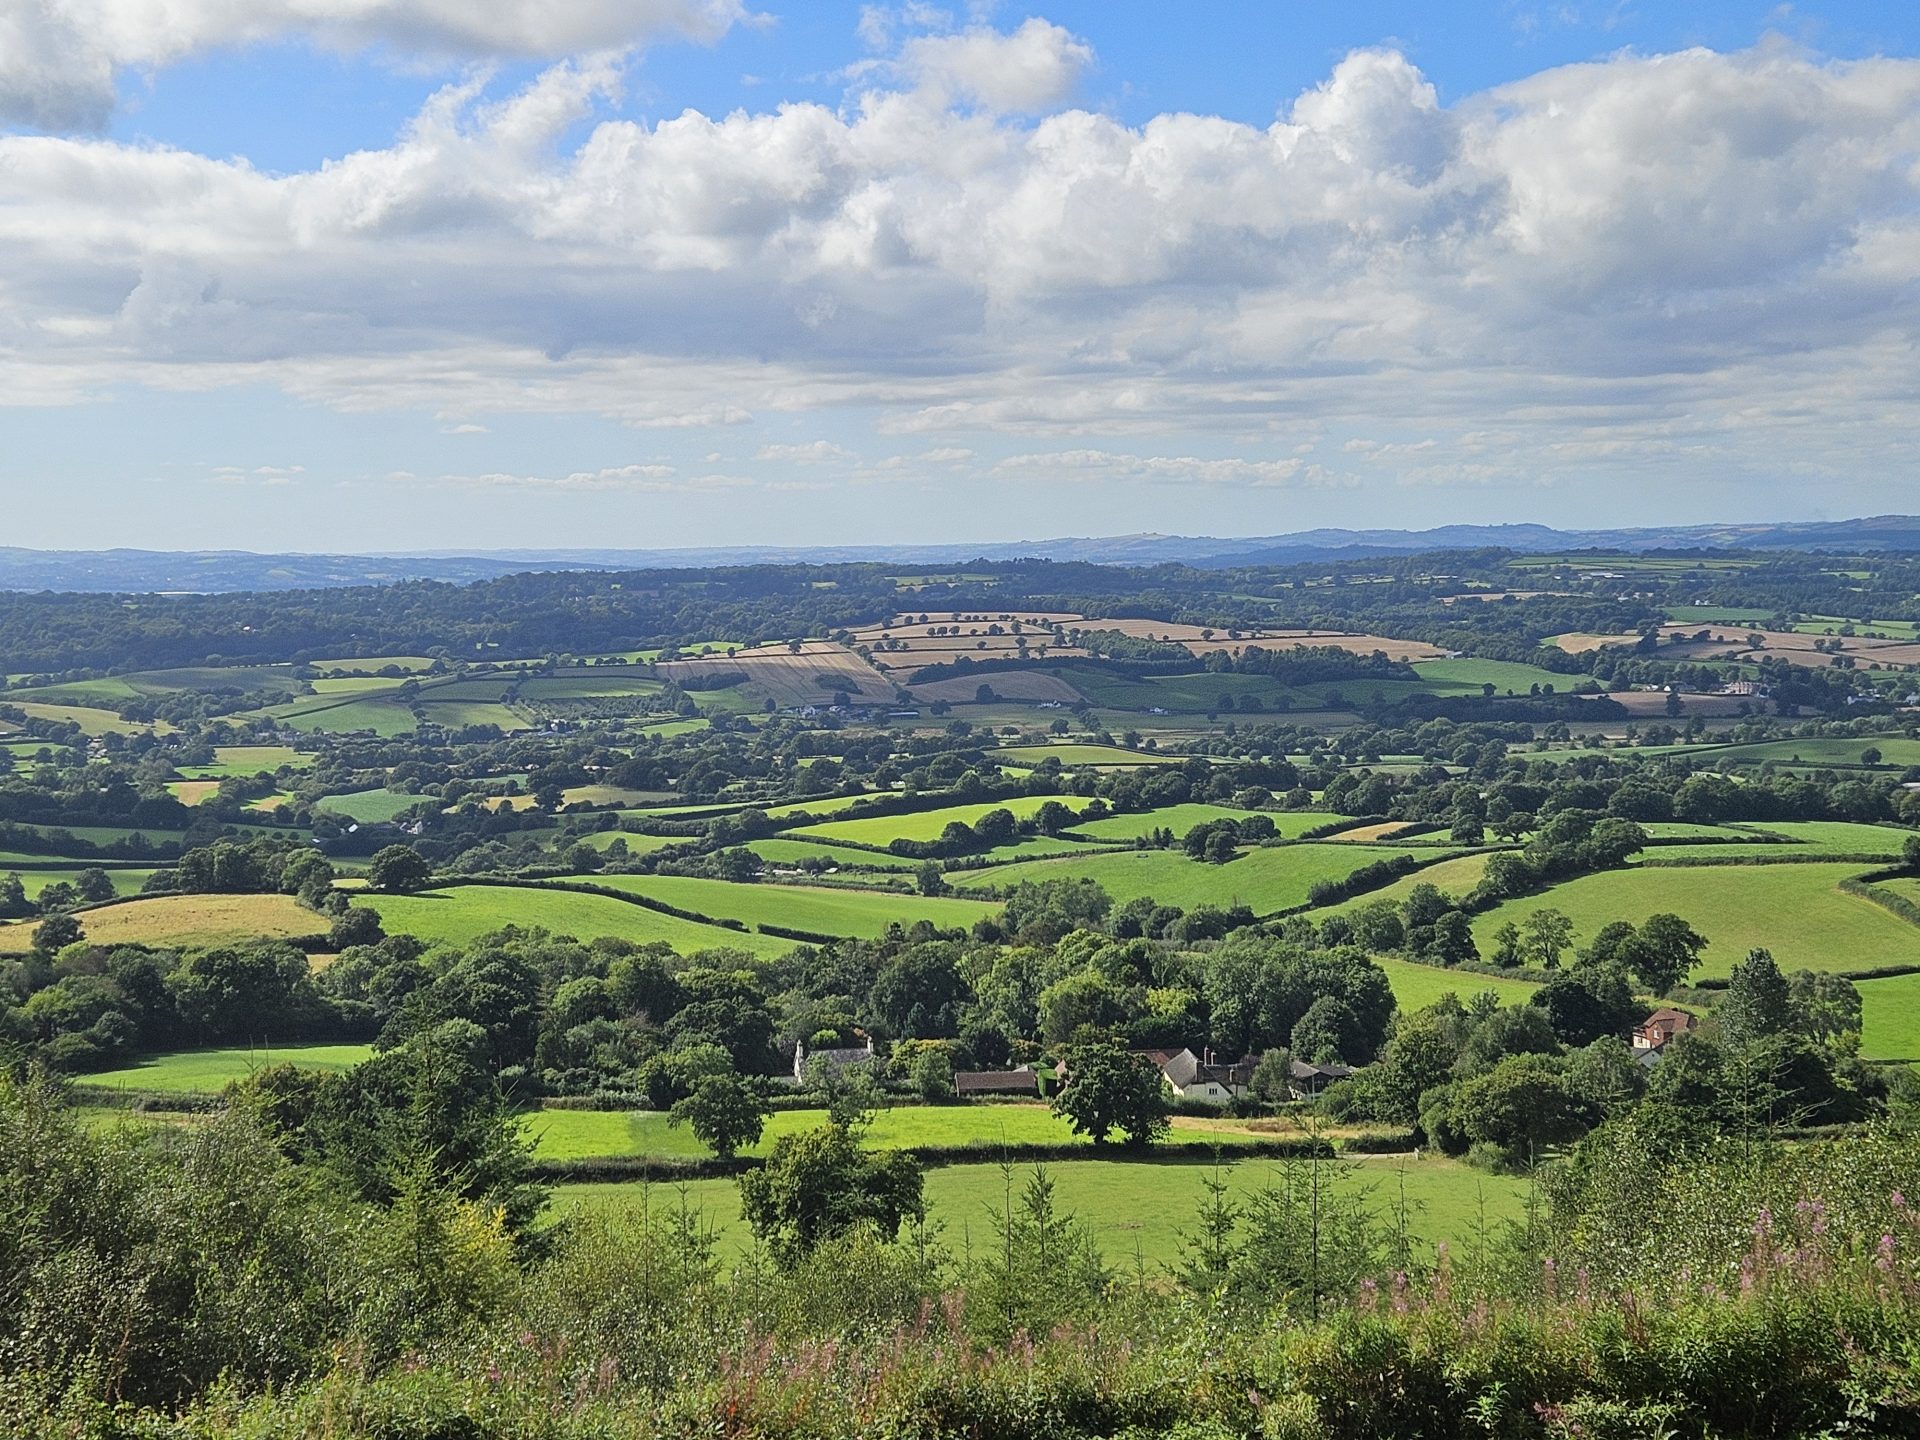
[4,37,1920,499]
[994,450,1338,488]
[898,18,1092,112]
[756,440,855,463]
[430,462,690,491]
[0,0,748,131]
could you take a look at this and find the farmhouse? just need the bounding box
[1288,1058,1355,1096]
[1136,1047,1258,1104]
[1631,1007,1696,1054]
[793,1036,876,1082]
[954,1066,1041,1097]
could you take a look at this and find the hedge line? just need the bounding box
[457,875,751,933]
[1638,851,1902,869]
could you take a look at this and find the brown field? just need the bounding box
[910,671,1088,704]
[659,642,896,706]
[1599,690,1770,717]
[1329,821,1420,842]
[1556,626,1920,671]
[167,780,221,806]
[0,893,326,954]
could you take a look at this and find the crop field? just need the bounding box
[308,676,412,694]
[788,795,1100,846]
[273,693,419,736]
[84,1043,374,1093]
[516,673,665,702]
[175,745,312,779]
[10,702,164,736]
[414,700,533,732]
[996,743,1181,767]
[166,780,222,806]
[551,1153,1529,1265]
[950,843,1423,913]
[1047,668,1299,713]
[562,874,999,938]
[314,789,429,824]
[355,886,795,958]
[0,893,325,954]
[658,642,896,706]
[1373,955,1541,1011]
[910,671,1086,704]
[1471,863,1920,979]
[1068,805,1345,843]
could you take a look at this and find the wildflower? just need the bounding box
[1878,1233,1897,1274]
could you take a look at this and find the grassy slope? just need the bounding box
[789,795,1099,846]
[1068,806,1350,843]
[561,874,1000,938]
[950,844,1427,913]
[1470,863,1920,979]
[84,1044,375,1092]
[314,789,428,823]
[356,886,796,959]
[1373,955,1542,1012]
[0,893,323,954]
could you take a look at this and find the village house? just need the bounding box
[1135,1048,1259,1104]
[1631,1007,1696,1056]
[793,1035,875,1082]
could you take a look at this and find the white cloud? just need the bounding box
[993,450,1340,488]
[3,38,1920,502]
[0,0,749,131]
[898,18,1091,112]
[429,462,689,491]
[755,440,855,463]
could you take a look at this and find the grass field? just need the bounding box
[83,1043,374,1092]
[314,789,429,823]
[747,838,921,870]
[559,874,999,938]
[10,701,165,737]
[1641,738,1920,769]
[997,743,1179,767]
[356,886,795,958]
[788,795,1099,846]
[175,745,312,780]
[1858,971,1920,1062]
[1374,955,1542,1011]
[165,780,222,806]
[0,893,325,953]
[950,843,1424,914]
[1471,863,1920,979]
[550,1153,1530,1266]
[1409,658,1582,696]
[0,867,155,901]
[1314,853,1499,918]
[565,831,684,856]
[531,1102,1317,1163]
[1068,805,1348,843]
[273,694,419,737]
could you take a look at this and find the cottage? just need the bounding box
[793,1035,876,1082]
[954,1066,1040,1097]
[1135,1048,1258,1105]
[1631,1007,1695,1053]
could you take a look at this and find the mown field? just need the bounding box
[0,893,325,954]
[1858,971,1920,1062]
[1470,862,1920,979]
[560,874,1000,939]
[996,743,1181,767]
[950,843,1429,913]
[788,795,1100,846]
[355,886,796,958]
[315,789,429,823]
[0,867,155,901]
[551,1152,1530,1266]
[1372,955,1541,1011]
[83,1043,375,1092]
[175,745,312,780]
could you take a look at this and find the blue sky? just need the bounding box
[4,1,1920,551]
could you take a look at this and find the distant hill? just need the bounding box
[8,515,1920,592]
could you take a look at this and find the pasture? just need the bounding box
[562,874,1000,938]
[551,1152,1529,1266]
[746,837,920,870]
[355,886,795,958]
[1,867,155,901]
[84,1043,374,1093]
[787,795,1099,846]
[997,743,1181,767]
[950,843,1425,914]
[1469,863,1920,979]
[315,789,429,824]
[1373,955,1541,1012]
[1858,971,1920,1062]
[0,893,325,954]
[175,745,311,779]
[1068,805,1346,843]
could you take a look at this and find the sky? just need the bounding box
[4,2,1920,553]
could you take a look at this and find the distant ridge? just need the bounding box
[6,515,1920,592]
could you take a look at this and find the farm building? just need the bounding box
[1288,1059,1355,1096]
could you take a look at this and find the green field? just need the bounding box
[746,837,920,870]
[1858,971,1920,1062]
[356,886,795,958]
[273,694,419,737]
[1639,738,1920,769]
[557,874,999,938]
[789,795,1099,846]
[1409,658,1583,696]
[1471,863,1920,979]
[0,867,155,901]
[997,743,1179,767]
[83,1043,374,1093]
[0,893,324,954]
[1373,955,1542,1011]
[314,789,430,823]
[1068,805,1349,843]
[950,843,1424,914]
[551,1153,1530,1266]
[175,745,312,780]
[10,702,162,737]
[565,830,684,856]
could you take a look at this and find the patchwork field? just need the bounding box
[657,642,896,706]
[0,893,325,954]
[354,886,795,958]
[1470,863,1920,979]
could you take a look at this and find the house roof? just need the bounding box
[954,1067,1038,1095]
[1641,1008,1695,1030]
